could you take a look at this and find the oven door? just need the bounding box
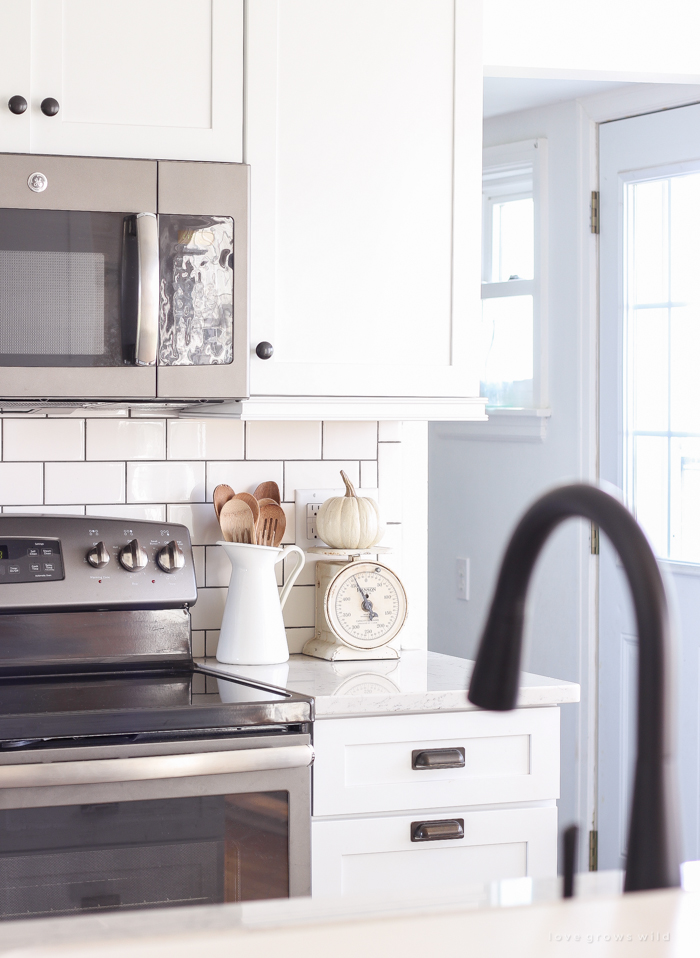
[0,154,158,400]
[0,735,312,922]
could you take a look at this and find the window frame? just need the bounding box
[481,138,548,411]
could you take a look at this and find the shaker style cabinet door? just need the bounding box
[0,0,31,153]
[246,0,484,403]
[29,0,243,162]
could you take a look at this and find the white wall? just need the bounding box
[0,413,426,654]
[429,97,594,849]
[484,0,700,81]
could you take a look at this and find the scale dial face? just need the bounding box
[326,561,408,649]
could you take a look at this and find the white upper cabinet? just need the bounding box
[3,0,242,162]
[246,0,484,413]
[0,0,31,153]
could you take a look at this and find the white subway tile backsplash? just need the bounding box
[281,584,315,628]
[378,441,402,523]
[192,631,206,657]
[167,503,221,545]
[87,420,165,461]
[205,631,220,657]
[283,461,359,501]
[167,420,244,461]
[85,504,166,522]
[206,461,284,501]
[45,462,124,505]
[3,419,84,462]
[378,421,402,442]
[360,459,378,488]
[128,461,204,503]
[205,545,231,588]
[246,421,322,461]
[286,628,315,654]
[323,421,377,460]
[192,546,205,587]
[0,411,397,650]
[0,463,43,505]
[190,588,227,630]
[3,504,85,515]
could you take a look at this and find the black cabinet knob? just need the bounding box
[40,97,60,117]
[256,341,274,360]
[8,95,27,115]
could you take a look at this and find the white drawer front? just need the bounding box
[313,708,560,816]
[311,806,557,898]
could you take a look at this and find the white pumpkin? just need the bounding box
[317,471,385,549]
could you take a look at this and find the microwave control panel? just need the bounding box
[0,539,64,583]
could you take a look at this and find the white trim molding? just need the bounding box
[180,396,488,422]
[434,406,551,442]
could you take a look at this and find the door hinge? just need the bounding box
[589,830,598,871]
[590,191,600,234]
[591,522,599,555]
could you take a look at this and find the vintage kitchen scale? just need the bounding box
[302,547,408,661]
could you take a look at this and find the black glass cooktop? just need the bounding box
[0,668,313,744]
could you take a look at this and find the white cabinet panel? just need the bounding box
[313,709,560,816]
[0,0,31,153]
[29,0,242,161]
[246,0,483,400]
[312,806,558,897]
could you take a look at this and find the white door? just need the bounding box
[0,0,31,153]
[245,0,482,399]
[29,0,242,161]
[599,103,700,870]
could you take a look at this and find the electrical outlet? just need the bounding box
[294,487,380,551]
[456,557,470,601]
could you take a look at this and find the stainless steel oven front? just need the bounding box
[0,153,249,403]
[0,732,312,921]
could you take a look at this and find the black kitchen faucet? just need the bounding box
[467,483,681,892]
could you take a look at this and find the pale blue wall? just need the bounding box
[429,98,589,857]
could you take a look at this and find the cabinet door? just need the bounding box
[246,0,483,400]
[0,0,31,153]
[311,806,557,898]
[29,0,243,162]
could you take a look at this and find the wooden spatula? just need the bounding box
[219,498,256,544]
[253,481,281,504]
[257,501,286,547]
[213,483,235,519]
[233,492,260,529]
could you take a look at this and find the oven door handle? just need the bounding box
[0,744,314,788]
[135,211,159,366]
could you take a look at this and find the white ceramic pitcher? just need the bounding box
[215,541,305,665]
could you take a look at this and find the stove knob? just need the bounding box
[86,541,110,569]
[156,540,185,574]
[119,538,148,572]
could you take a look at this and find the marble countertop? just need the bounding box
[195,650,580,717]
[1,880,696,957]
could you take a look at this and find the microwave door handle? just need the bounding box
[135,212,159,366]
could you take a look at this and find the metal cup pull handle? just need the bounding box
[411,819,465,843]
[411,747,465,770]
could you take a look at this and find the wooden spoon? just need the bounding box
[213,483,235,519]
[233,492,260,528]
[219,498,256,544]
[253,481,281,504]
[257,500,286,547]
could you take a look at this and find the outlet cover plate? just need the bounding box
[295,487,379,552]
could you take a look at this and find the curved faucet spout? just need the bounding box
[467,483,680,892]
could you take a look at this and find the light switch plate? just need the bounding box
[294,487,379,551]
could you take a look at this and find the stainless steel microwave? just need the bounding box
[0,154,249,405]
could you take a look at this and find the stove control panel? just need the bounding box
[0,515,197,613]
[0,539,64,583]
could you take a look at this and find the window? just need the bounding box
[624,168,700,562]
[480,140,547,409]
